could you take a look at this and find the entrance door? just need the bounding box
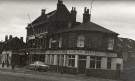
[78,55,87,74]
[78,60,86,73]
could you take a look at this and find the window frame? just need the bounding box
[68,55,75,67]
[90,56,101,69]
[107,57,112,69]
[108,38,115,50]
[77,35,85,48]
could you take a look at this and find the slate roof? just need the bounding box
[3,37,25,51]
[31,10,56,25]
[29,1,71,27]
[28,0,118,35]
[57,22,118,35]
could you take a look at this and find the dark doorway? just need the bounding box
[116,64,121,70]
[78,55,86,73]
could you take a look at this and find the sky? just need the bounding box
[0,0,135,42]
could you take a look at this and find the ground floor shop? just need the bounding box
[27,49,123,79]
[1,51,27,67]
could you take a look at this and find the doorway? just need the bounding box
[78,55,86,73]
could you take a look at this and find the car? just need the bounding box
[26,61,50,72]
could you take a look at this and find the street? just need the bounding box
[0,68,120,81]
[0,73,45,81]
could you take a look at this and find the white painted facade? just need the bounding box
[1,51,12,65]
[31,50,123,71]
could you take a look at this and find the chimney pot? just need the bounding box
[9,35,12,39]
[71,7,77,23]
[5,35,8,41]
[87,9,89,13]
[20,37,23,42]
[83,7,91,23]
[58,0,63,4]
[84,7,87,13]
[41,9,46,15]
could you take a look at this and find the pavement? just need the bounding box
[0,65,122,81]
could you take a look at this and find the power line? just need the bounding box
[27,14,36,38]
[90,0,94,14]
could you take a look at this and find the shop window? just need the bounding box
[90,56,96,68]
[61,55,64,66]
[50,55,54,65]
[90,56,101,69]
[107,57,112,69]
[79,55,86,59]
[108,38,114,50]
[57,55,60,65]
[68,55,75,67]
[77,35,85,48]
[47,55,50,64]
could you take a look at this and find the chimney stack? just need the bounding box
[41,9,46,16]
[20,37,23,42]
[57,0,63,9]
[5,35,8,41]
[9,35,13,39]
[58,0,63,4]
[70,7,77,23]
[83,7,91,23]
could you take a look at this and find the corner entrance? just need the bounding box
[78,55,86,73]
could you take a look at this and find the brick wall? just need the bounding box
[60,32,117,52]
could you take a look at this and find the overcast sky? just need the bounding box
[0,0,135,41]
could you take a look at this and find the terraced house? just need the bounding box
[26,0,123,79]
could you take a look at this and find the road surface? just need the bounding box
[0,70,120,81]
[120,57,135,81]
[0,71,52,81]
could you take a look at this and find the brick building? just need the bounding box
[1,35,26,67]
[26,0,123,79]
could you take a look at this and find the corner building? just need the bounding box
[26,0,123,79]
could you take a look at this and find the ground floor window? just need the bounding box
[47,55,50,64]
[61,55,64,66]
[68,55,75,67]
[107,57,112,69]
[46,55,55,65]
[90,56,101,69]
[50,55,54,65]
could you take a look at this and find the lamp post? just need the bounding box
[26,51,30,65]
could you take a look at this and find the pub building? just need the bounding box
[26,0,123,79]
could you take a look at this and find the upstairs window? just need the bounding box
[49,37,62,49]
[59,37,62,48]
[108,38,114,50]
[77,35,85,48]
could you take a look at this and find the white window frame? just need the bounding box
[68,55,75,67]
[108,38,114,50]
[77,35,85,48]
[90,56,101,69]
